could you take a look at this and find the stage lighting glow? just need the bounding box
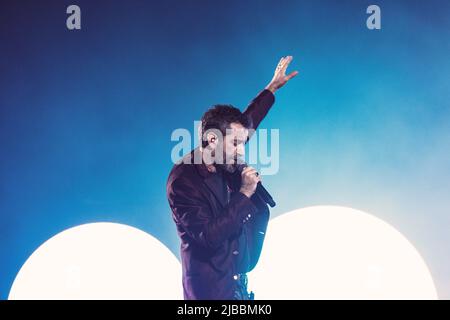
[248,206,438,299]
[8,222,182,299]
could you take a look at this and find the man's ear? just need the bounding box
[206,132,218,148]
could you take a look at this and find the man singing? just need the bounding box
[167,56,298,300]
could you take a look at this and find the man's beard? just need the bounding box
[215,161,237,173]
[215,152,238,173]
[205,148,239,173]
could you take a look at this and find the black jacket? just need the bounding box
[166,89,275,299]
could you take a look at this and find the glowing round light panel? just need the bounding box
[248,206,437,299]
[9,222,182,299]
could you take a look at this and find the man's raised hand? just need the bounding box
[265,55,298,94]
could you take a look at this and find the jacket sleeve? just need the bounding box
[243,89,275,137]
[168,177,258,250]
[240,89,274,269]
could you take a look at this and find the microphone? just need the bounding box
[236,163,276,208]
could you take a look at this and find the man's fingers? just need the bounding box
[277,56,285,66]
[241,166,252,173]
[286,70,299,80]
[275,56,286,72]
[245,169,260,180]
[276,55,294,72]
[242,167,258,176]
[243,168,257,176]
[279,56,288,68]
[281,56,293,73]
[285,55,293,64]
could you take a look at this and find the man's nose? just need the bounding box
[236,144,245,157]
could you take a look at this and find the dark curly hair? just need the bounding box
[200,105,252,148]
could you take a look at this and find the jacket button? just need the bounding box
[233,275,238,280]
[233,250,239,255]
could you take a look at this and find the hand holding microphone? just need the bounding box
[239,166,261,198]
[238,164,276,207]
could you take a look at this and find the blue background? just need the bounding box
[1,0,449,299]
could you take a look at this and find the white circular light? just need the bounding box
[248,206,438,299]
[9,222,182,299]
